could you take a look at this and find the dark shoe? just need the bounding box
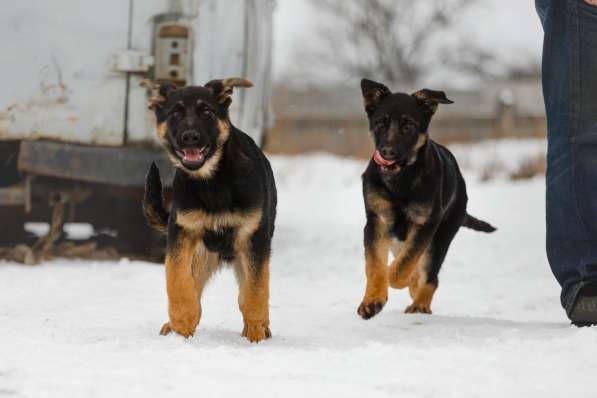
[570,282,597,327]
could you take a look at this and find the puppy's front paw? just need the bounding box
[159,321,196,338]
[357,299,386,319]
[404,303,432,314]
[242,321,271,343]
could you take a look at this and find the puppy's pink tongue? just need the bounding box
[373,150,396,166]
[182,148,202,162]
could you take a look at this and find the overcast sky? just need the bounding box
[273,0,544,85]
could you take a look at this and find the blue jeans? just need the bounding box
[536,0,597,316]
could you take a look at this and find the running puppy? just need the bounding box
[141,78,276,342]
[357,79,496,319]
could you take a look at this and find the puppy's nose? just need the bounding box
[181,130,200,146]
[380,146,397,160]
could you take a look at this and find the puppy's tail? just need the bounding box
[142,162,169,234]
[462,213,496,233]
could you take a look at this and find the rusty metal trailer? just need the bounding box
[0,0,275,260]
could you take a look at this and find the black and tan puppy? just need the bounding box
[357,79,496,319]
[140,78,276,342]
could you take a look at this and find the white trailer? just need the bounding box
[0,0,275,258]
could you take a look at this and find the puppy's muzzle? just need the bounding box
[181,130,201,146]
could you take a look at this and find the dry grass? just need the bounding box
[510,155,546,180]
[479,157,504,182]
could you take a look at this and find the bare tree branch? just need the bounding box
[306,0,493,86]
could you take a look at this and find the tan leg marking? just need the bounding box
[388,228,431,289]
[191,244,220,327]
[389,256,423,289]
[238,255,271,343]
[405,283,437,314]
[358,219,391,319]
[160,232,200,338]
[405,254,436,314]
[233,210,270,343]
[408,272,420,300]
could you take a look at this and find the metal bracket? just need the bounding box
[0,176,32,212]
[111,49,154,73]
[0,184,25,206]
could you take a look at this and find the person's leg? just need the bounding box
[537,0,597,322]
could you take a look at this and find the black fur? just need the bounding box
[142,78,276,340]
[359,78,495,318]
[462,214,497,233]
[167,127,277,264]
[143,162,169,233]
[141,79,276,266]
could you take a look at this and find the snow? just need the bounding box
[450,138,547,180]
[1,139,595,398]
[25,223,94,240]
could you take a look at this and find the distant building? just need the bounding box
[265,78,546,158]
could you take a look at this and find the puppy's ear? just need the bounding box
[140,80,178,111]
[412,89,453,114]
[205,77,253,107]
[361,79,391,115]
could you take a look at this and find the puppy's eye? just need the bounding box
[401,123,416,134]
[170,106,184,120]
[197,104,214,119]
[374,116,389,130]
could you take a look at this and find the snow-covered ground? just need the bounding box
[1,139,594,398]
[450,138,547,180]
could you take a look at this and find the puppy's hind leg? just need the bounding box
[388,225,435,289]
[404,217,461,314]
[408,271,420,300]
[404,250,436,314]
